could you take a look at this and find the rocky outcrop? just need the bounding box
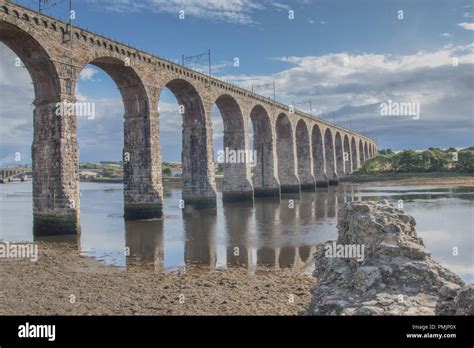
[436,284,474,315]
[306,200,468,315]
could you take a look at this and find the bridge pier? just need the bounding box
[276,114,300,194]
[253,137,281,198]
[214,95,254,203]
[181,122,217,209]
[250,106,280,198]
[324,129,339,186]
[296,121,316,191]
[315,174,329,188]
[221,129,254,203]
[123,100,164,220]
[328,174,339,186]
[32,98,80,236]
[278,166,300,193]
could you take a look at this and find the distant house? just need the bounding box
[79,171,101,180]
[171,169,182,177]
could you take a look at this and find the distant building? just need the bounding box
[79,171,101,180]
[171,169,182,177]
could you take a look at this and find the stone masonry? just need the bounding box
[0,0,377,235]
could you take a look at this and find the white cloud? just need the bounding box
[457,22,474,30]
[79,66,99,81]
[87,0,309,24]
[268,2,291,11]
[220,44,474,148]
[440,33,452,38]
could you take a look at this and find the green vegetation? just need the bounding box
[162,162,181,177]
[356,148,474,175]
[79,161,122,178]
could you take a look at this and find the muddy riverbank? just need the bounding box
[0,241,312,315]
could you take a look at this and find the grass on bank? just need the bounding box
[355,147,474,176]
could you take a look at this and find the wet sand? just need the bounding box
[0,242,313,315]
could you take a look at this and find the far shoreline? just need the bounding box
[81,173,474,187]
[341,172,474,186]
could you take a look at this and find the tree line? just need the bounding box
[358,148,474,174]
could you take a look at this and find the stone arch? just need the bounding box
[214,94,253,202]
[359,139,365,164]
[0,19,78,236]
[295,120,315,190]
[335,132,344,177]
[160,78,216,207]
[351,137,358,171]
[0,20,60,100]
[364,141,369,160]
[83,56,149,114]
[276,113,299,193]
[324,128,337,184]
[312,124,327,187]
[343,134,351,174]
[78,56,163,220]
[249,104,279,197]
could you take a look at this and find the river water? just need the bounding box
[0,181,472,282]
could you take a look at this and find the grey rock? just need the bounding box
[306,200,469,316]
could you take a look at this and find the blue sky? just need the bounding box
[1,0,473,164]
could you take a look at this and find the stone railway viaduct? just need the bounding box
[0,1,378,236]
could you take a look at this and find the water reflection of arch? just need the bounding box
[315,187,329,220]
[343,184,353,203]
[350,184,362,202]
[183,209,217,269]
[279,245,317,270]
[125,220,164,271]
[224,201,253,268]
[326,186,337,218]
[335,185,347,218]
[277,194,300,269]
[253,197,317,270]
[279,194,300,228]
[297,191,316,222]
[296,245,317,270]
[254,198,280,268]
[352,185,361,201]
